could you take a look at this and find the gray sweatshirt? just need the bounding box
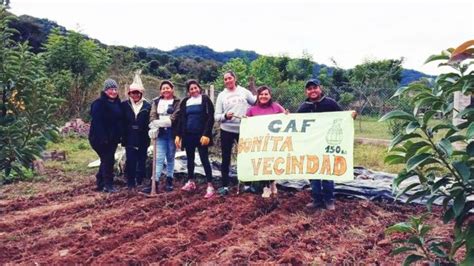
[214,85,256,133]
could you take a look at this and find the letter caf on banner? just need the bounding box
[237,111,354,182]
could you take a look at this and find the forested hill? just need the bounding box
[9,13,433,84]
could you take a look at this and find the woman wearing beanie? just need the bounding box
[175,80,215,199]
[246,85,287,198]
[121,71,151,191]
[147,80,180,192]
[88,78,123,193]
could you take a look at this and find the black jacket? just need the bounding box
[296,96,342,113]
[121,99,151,148]
[176,94,215,145]
[88,92,123,147]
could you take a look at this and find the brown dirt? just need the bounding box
[0,171,453,264]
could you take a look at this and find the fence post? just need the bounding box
[209,85,215,103]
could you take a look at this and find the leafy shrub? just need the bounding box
[0,7,61,178]
[381,40,474,264]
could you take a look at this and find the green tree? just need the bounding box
[214,58,250,90]
[0,7,60,180]
[249,56,281,87]
[286,51,313,81]
[42,28,110,118]
[381,40,474,265]
[349,58,403,117]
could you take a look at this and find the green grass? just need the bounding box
[45,137,97,175]
[354,143,403,174]
[48,137,400,175]
[354,116,392,140]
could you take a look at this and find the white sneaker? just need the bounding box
[262,187,271,198]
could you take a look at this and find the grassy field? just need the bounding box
[45,136,402,175]
[45,137,98,175]
[354,116,392,140]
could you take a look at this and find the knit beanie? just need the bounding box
[103,79,118,91]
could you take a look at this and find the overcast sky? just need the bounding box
[8,0,474,75]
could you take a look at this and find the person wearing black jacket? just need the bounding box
[297,78,356,210]
[121,72,151,191]
[89,79,123,193]
[175,79,216,199]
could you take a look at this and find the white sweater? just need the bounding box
[214,85,256,133]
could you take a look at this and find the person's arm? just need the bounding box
[246,88,257,105]
[246,106,253,117]
[214,92,227,122]
[90,100,107,144]
[120,101,128,146]
[202,96,215,138]
[274,102,286,114]
[150,98,158,123]
[175,98,187,138]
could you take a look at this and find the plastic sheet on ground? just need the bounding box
[89,148,459,206]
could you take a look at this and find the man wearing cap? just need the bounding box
[89,78,123,193]
[121,71,151,192]
[297,78,355,210]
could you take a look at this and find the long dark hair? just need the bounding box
[185,79,202,93]
[256,85,273,107]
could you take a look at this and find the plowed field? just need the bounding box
[0,170,450,264]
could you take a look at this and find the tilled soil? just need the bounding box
[0,176,451,264]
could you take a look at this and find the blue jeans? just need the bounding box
[310,179,334,203]
[155,137,176,181]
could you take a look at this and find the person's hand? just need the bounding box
[148,128,158,139]
[225,111,234,120]
[284,109,290,115]
[175,136,182,149]
[149,120,160,129]
[200,136,210,146]
[351,111,357,120]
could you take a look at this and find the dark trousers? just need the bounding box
[220,130,239,187]
[184,134,213,183]
[310,179,335,203]
[91,142,118,189]
[125,146,147,187]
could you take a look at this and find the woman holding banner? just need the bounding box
[175,80,216,199]
[214,70,256,195]
[246,85,286,197]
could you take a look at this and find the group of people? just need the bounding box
[88,70,351,210]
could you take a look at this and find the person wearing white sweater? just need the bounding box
[214,71,256,195]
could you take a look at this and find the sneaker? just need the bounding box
[217,186,229,196]
[305,201,324,208]
[270,182,278,195]
[204,186,215,199]
[261,187,271,198]
[324,201,335,210]
[181,180,196,191]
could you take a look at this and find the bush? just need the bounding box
[381,40,474,264]
[0,7,60,178]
